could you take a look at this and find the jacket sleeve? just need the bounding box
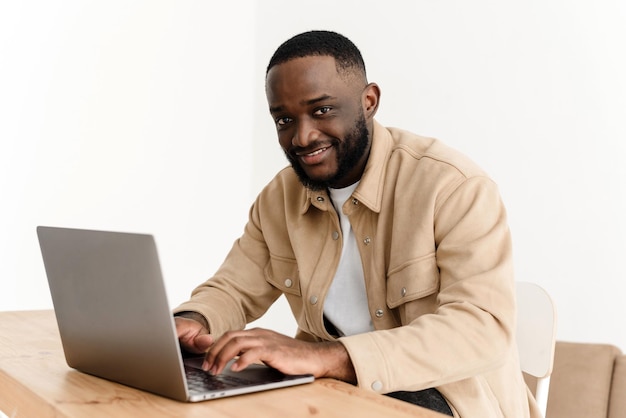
[173,196,282,339]
[338,176,516,394]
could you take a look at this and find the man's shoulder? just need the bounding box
[384,126,488,178]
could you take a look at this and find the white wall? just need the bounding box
[0,1,258,318]
[2,1,625,348]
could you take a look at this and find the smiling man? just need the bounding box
[174,31,540,417]
[269,53,374,191]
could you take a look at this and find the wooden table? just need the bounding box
[0,310,445,417]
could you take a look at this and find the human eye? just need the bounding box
[275,116,293,126]
[313,106,332,116]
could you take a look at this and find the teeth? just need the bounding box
[306,148,326,157]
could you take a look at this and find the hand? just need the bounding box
[175,316,214,354]
[202,327,356,384]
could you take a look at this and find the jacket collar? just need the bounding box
[301,120,391,214]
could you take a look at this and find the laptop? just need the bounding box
[36,226,314,402]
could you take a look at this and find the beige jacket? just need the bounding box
[175,121,540,417]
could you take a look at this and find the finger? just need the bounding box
[202,330,240,368]
[174,317,191,338]
[204,331,261,374]
[175,317,210,353]
[204,338,244,374]
[175,317,204,338]
[230,347,267,372]
[193,333,214,352]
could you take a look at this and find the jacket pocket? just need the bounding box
[386,253,439,309]
[264,255,301,296]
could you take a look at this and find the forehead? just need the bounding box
[265,55,358,106]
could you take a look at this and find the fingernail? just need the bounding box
[209,366,217,375]
[202,360,209,371]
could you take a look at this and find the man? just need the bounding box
[175,30,540,417]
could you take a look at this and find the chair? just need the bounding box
[516,281,557,417]
[546,341,625,418]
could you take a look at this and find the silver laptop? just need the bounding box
[36,226,314,402]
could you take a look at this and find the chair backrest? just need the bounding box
[546,341,623,418]
[516,281,557,416]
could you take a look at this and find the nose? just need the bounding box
[292,119,320,148]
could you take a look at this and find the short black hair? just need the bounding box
[266,30,366,79]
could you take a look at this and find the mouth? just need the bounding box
[297,147,328,157]
[295,146,332,166]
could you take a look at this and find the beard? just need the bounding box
[284,113,370,191]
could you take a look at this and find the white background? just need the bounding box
[1,1,625,349]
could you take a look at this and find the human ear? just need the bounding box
[362,83,381,119]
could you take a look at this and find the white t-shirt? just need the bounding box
[324,183,374,337]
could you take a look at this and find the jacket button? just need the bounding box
[352,198,358,205]
[316,196,325,202]
[375,309,384,318]
[401,287,407,297]
[310,295,318,305]
[363,236,371,245]
[371,380,383,391]
[332,231,339,240]
[284,279,293,288]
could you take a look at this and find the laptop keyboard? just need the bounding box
[185,366,256,392]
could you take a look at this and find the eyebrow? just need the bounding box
[269,94,336,114]
[302,94,334,106]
